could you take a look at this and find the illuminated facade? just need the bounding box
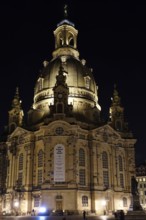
[0,14,136,216]
[136,162,146,210]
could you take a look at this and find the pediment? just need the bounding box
[8,127,32,140]
[40,120,79,136]
[93,124,121,141]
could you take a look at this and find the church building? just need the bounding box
[0,9,136,216]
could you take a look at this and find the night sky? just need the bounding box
[0,1,146,165]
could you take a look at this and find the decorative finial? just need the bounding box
[15,87,19,96]
[64,4,68,18]
[113,84,120,105]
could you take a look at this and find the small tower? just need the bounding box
[109,84,127,131]
[52,4,79,59]
[50,63,73,116]
[8,87,24,133]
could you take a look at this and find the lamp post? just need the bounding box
[14,199,19,215]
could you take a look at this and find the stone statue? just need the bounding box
[131,176,138,195]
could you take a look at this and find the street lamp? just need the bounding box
[14,199,19,215]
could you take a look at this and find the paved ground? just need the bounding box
[0,215,115,220]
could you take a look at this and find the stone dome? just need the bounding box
[28,19,101,126]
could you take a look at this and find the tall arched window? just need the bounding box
[37,150,44,185]
[79,148,85,166]
[82,196,88,207]
[118,155,124,187]
[102,151,109,187]
[102,152,108,168]
[123,197,127,207]
[18,153,23,185]
[79,169,86,185]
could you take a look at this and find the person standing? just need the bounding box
[83,210,86,219]
[119,210,125,220]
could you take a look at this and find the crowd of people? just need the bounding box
[114,210,125,220]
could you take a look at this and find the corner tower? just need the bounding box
[108,85,128,132]
[8,87,24,133]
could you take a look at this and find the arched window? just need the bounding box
[79,148,85,166]
[69,38,74,47]
[37,77,44,91]
[84,76,90,89]
[3,198,6,208]
[79,169,86,185]
[123,197,127,207]
[119,155,123,171]
[82,196,88,207]
[102,152,108,168]
[102,151,109,187]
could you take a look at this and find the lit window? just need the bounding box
[82,196,88,207]
[123,197,127,207]
[34,197,40,207]
[84,76,90,89]
[37,77,44,91]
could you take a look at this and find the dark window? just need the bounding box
[120,173,124,187]
[102,152,108,169]
[119,155,123,171]
[38,150,43,167]
[103,170,109,187]
[79,169,86,185]
[79,148,85,166]
[57,103,63,113]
